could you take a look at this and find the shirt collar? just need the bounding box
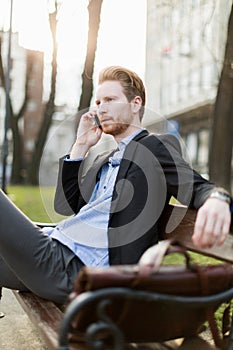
[118,129,144,152]
[108,130,144,167]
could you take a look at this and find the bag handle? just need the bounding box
[138,239,192,275]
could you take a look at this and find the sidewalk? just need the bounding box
[0,288,47,349]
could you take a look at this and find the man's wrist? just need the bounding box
[208,191,232,205]
[70,142,89,159]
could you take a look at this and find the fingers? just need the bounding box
[70,111,102,159]
[77,111,102,140]
[79,111,98,130]
[192,198,231,248]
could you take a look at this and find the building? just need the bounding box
[23,49,44,164]
[145,0,232,174]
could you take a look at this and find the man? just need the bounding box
[0,66,232,304]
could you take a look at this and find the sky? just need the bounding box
[0,0,147,106]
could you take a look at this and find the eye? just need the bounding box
[106,97,114,102]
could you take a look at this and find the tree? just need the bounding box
[0,7,58,186]
[1,0,103,186]
[28,0,104,184]
[78,0,103,117]
[209,4,233,193]
[26,0,104,184]
[0,32,27,184]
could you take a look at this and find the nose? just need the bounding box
[98,101,107,115]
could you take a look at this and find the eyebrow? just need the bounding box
[95,95,118,104]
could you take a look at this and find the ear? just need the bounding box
[131,96,142,114]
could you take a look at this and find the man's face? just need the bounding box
[95,80,133,136]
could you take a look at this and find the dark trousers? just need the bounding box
[0,190,84,304]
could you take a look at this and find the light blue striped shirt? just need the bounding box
[43,130,142,267]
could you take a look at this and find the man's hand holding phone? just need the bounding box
[70,111,102,159]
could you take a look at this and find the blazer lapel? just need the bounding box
[110,129,149,214]
[115,129,149,180]
[78,150,115,201]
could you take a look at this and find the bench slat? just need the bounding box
[161,205,233,263]
[13,291,63,350]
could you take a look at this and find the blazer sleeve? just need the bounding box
[54,152,107,216]
[155,134,218,209]
[54,156,85,215]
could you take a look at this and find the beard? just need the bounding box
[102,121,130,136]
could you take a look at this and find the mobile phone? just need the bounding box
[94,115,102,129]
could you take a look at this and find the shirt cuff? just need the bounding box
[64,155,84,162]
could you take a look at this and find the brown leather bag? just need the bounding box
[68,240,233,347]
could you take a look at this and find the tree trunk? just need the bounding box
[209,5,233,194]
[0,32,25,184]
[10,111,24,184]
[78,0,103,117]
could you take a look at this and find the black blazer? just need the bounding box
[54,130,215,265]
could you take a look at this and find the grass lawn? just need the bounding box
[7,185,64,222]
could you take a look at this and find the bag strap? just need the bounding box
[138,239,172,275]
[195,265,223,348]
[138,239,192,276]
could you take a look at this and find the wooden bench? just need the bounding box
[13,205,233,350]
[13,291,64,349]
